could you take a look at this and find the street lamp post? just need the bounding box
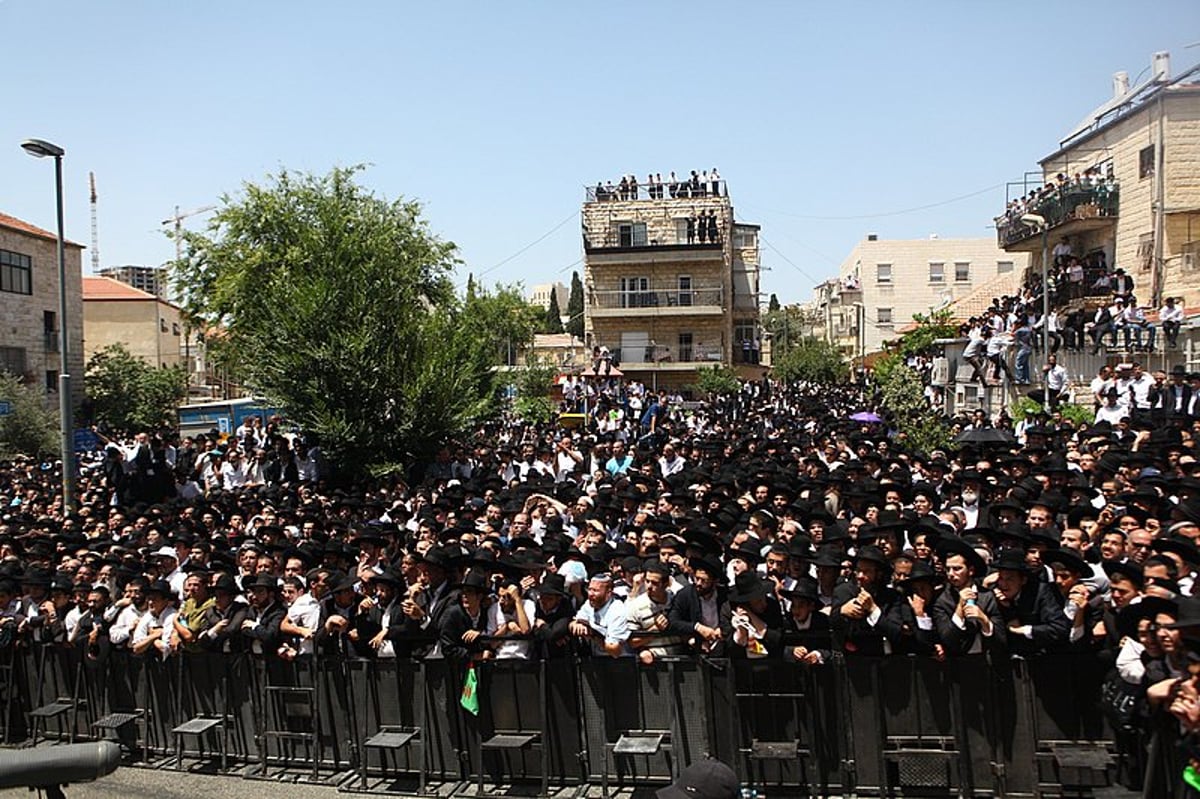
[21,138,74,511]
[1021,213,1050,355]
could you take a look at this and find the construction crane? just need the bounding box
[89,172,100,273]
[162,204,218,266]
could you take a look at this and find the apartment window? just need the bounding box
[877,307,893,325]
[955,261,971,282]
[876,263,892,284]
[616,221,647,247]
[43,311,58,352]
[0,347,26,377]
[173,322,181,336]
[734,230,757,248]
[928,262,944,284]
[997,260,1014,274]
[678,332,694,362]
[619,276,650,308]
[677,275,693,306]
[45,369,57,393]
[1139,145,1155,179]
[0,249,32,295]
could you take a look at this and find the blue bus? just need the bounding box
[176,397,286,439]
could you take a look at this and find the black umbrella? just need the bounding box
[954,427,1015,445]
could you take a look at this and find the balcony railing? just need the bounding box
[995,180,1119,248]
[585,180,727,203]
[590,287,723,310]
[598,342,724,365]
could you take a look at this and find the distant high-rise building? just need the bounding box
[528,281,568,311]
[98,264,165,298]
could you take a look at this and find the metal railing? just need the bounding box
[995,181,1120,248]
[585,179,727,203]
[590,287,723,310]
[598,342,724,365]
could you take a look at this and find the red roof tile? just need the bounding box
[82,276,157,301]
[0,211,85,248]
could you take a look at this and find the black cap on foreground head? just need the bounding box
[656,758,739,799]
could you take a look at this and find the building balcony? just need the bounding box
[596,342,725,370]
[585,180,727,204]
[588,287,724,318]
[995,181,1119,252]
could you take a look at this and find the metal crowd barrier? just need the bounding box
[1,641,1136,797]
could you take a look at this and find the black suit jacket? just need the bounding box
[995,581,1071,656]
[438,603,489,662]
[666,583,732,655]
[931,583,1007,656]
[830,582,914,656]
[242,601,286,657]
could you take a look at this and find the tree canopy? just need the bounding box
[172,165,507,476]
[773,336,847,384]
[0,372,59,459]
[566,272,584,339]
[84,344,188,434]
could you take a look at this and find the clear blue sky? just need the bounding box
[3,2,1197,304]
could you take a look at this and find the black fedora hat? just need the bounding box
[853,545,891,572]
[212,573,239,594]
[1041,548,1090,577]
[688,555,724,579]
[1102,559,1144,589]
[728,571,770,604]
[454,570,490,593]
[1162,596,1200,629]
[812,546,844,569]
[369,569,404,589]
[537,573,570,598]
[144,578,174,597]
[992,548,1030,574]
[782,577,819,603]
[243,574,280,592]
[936,535,988,576]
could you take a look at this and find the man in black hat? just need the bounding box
[781,578,832,664]
[831,545,914,656]
[626,560,682,664]
[352,569,412,659]
[131,579,177,657]
[240,574,286,657]
[198,573,249,654]
[439,570,492,662]
[991,549,1071,655]
[933,539,1004,656]
[532,573,575,658]
[728,570,783,658]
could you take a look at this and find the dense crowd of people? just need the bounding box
[3,373,1200,793]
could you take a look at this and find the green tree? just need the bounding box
[85,344,188,433]
[566,271,584,339]
[172,165,501,477]
[768,293,780,312]
[463,282,544,367]
[694,364,741,396]
[513,356,558,424]
[773,336,847,383]
[0,372,59,458]
[878,362,951,453]
[543,289,565,334]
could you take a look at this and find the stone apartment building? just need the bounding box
[996,52,1200,310]
[581,176,762,389]
[82,276,185,370]
[0,211,84,406]
[827,235,1027,356]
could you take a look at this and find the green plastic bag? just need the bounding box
[460,662,479,716]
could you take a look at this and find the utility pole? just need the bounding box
[88,172,100,274]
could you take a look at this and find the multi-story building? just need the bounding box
[995,52,1200,310]
[581,176,762,389]
[0,211,84,406]
[528,281,568,313]
[831,235,1027,355]
[97,264,166,298]
[82,277,185,369]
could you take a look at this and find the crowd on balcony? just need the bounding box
[592,169,723,202]
[997,167,1119,241]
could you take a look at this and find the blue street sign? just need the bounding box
[73,429,99,452]
[0,401,10,417]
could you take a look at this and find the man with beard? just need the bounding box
[240,574,286,658]
[352,569,410,659]
[199,574,249,653]
[486,580,534,660]
[667,556,729,655]
[571,573,631,658]
[831,546,914,656]
[131,580,177,657]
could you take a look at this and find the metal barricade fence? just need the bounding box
[4,646,1137,797]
